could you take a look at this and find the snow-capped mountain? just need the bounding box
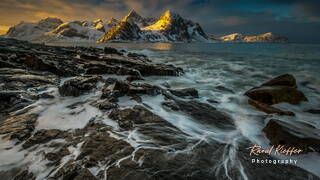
[37,19,116,42]
[98,10,208,42]
[216,32,288,42]
[5,18,118,42]
[5,17,63,41]
[5,10,208,42]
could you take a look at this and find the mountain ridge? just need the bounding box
[212,32,288,42]
[5,10,209,43]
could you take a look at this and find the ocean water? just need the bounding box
[32,42,320,177]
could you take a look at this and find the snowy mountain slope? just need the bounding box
[5,17,63,41]
[97,14,143,42]
[216,32,288,42]
[6,10,208,42]
[98,10,209,42]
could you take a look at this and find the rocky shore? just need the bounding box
[0,37,319,180]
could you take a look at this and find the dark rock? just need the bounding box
[104,47,122,55]
[262,74,296,87]
[59,76,101,97]
[245,74,307,105]
[78,131,133,167]
[125,75,144,82]
[169,88,199,98]
[162,100,234,129]
[23,129,67,149]
[0,113,38,142]
[109,105,188,146]
[97,100,118,110]
[305,109,320,114]
[248,99,295,116]
[127,52,147,58]
[13,170,35,180]
[215,85,234,93]
[0,91,31,112]
[263,120,320,153]
[207,99,219,104]
[24,56,52,71]
[245,86,307,105]
[109,105,168,130]
[101,80,160,101]
[37,92,54,99]
[51,161,97,180]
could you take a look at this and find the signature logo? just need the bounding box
[247,144,303,156]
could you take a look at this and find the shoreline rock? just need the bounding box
[245,74,307,115]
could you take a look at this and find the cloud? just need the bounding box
[291,1,320,22]
[214,16,248,26]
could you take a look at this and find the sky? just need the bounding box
[0,0,320,42]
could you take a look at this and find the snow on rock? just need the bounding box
[98,10,208,42]
[5,17,63,41]
[6,10,208,43]
[216,32,288,42]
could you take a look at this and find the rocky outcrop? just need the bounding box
[169,88,199,98]
[216,32,288,43]
[162,100,234,129]
[245,74,307,115]
[101,79,160,102]
[263,120,320,153]
[59,76,101,97]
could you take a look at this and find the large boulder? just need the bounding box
[248,99,294,116]
[245,74,307,105]
[263,120,320,153]
[245,74,307,115]
[59,76,101,97]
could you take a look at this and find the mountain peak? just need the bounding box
[124,9,143,21]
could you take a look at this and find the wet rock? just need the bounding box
[13,170,35,180]
[162,100,234,129]
[104,47,122,55]
[101,80,160,101]
[248,99,295,116]
[125,75,144,82]
[24,56,58,74]
[78,130,133,167]
[109,105,167,130]
[97,100,118,110]
[109,105,188,146]
[305,109,320,114]
[59,76,101,97]
[0,113,38,142]
[51,161,97,180]
[169,88,199,98]
[245,74,307,105]
[263,120,320,153]
[37,92,55,99]
[0,90,32,113]
[23,129,67,149]
[207,99,219,104]
[262,74,296,87]
[127,52,147,58]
